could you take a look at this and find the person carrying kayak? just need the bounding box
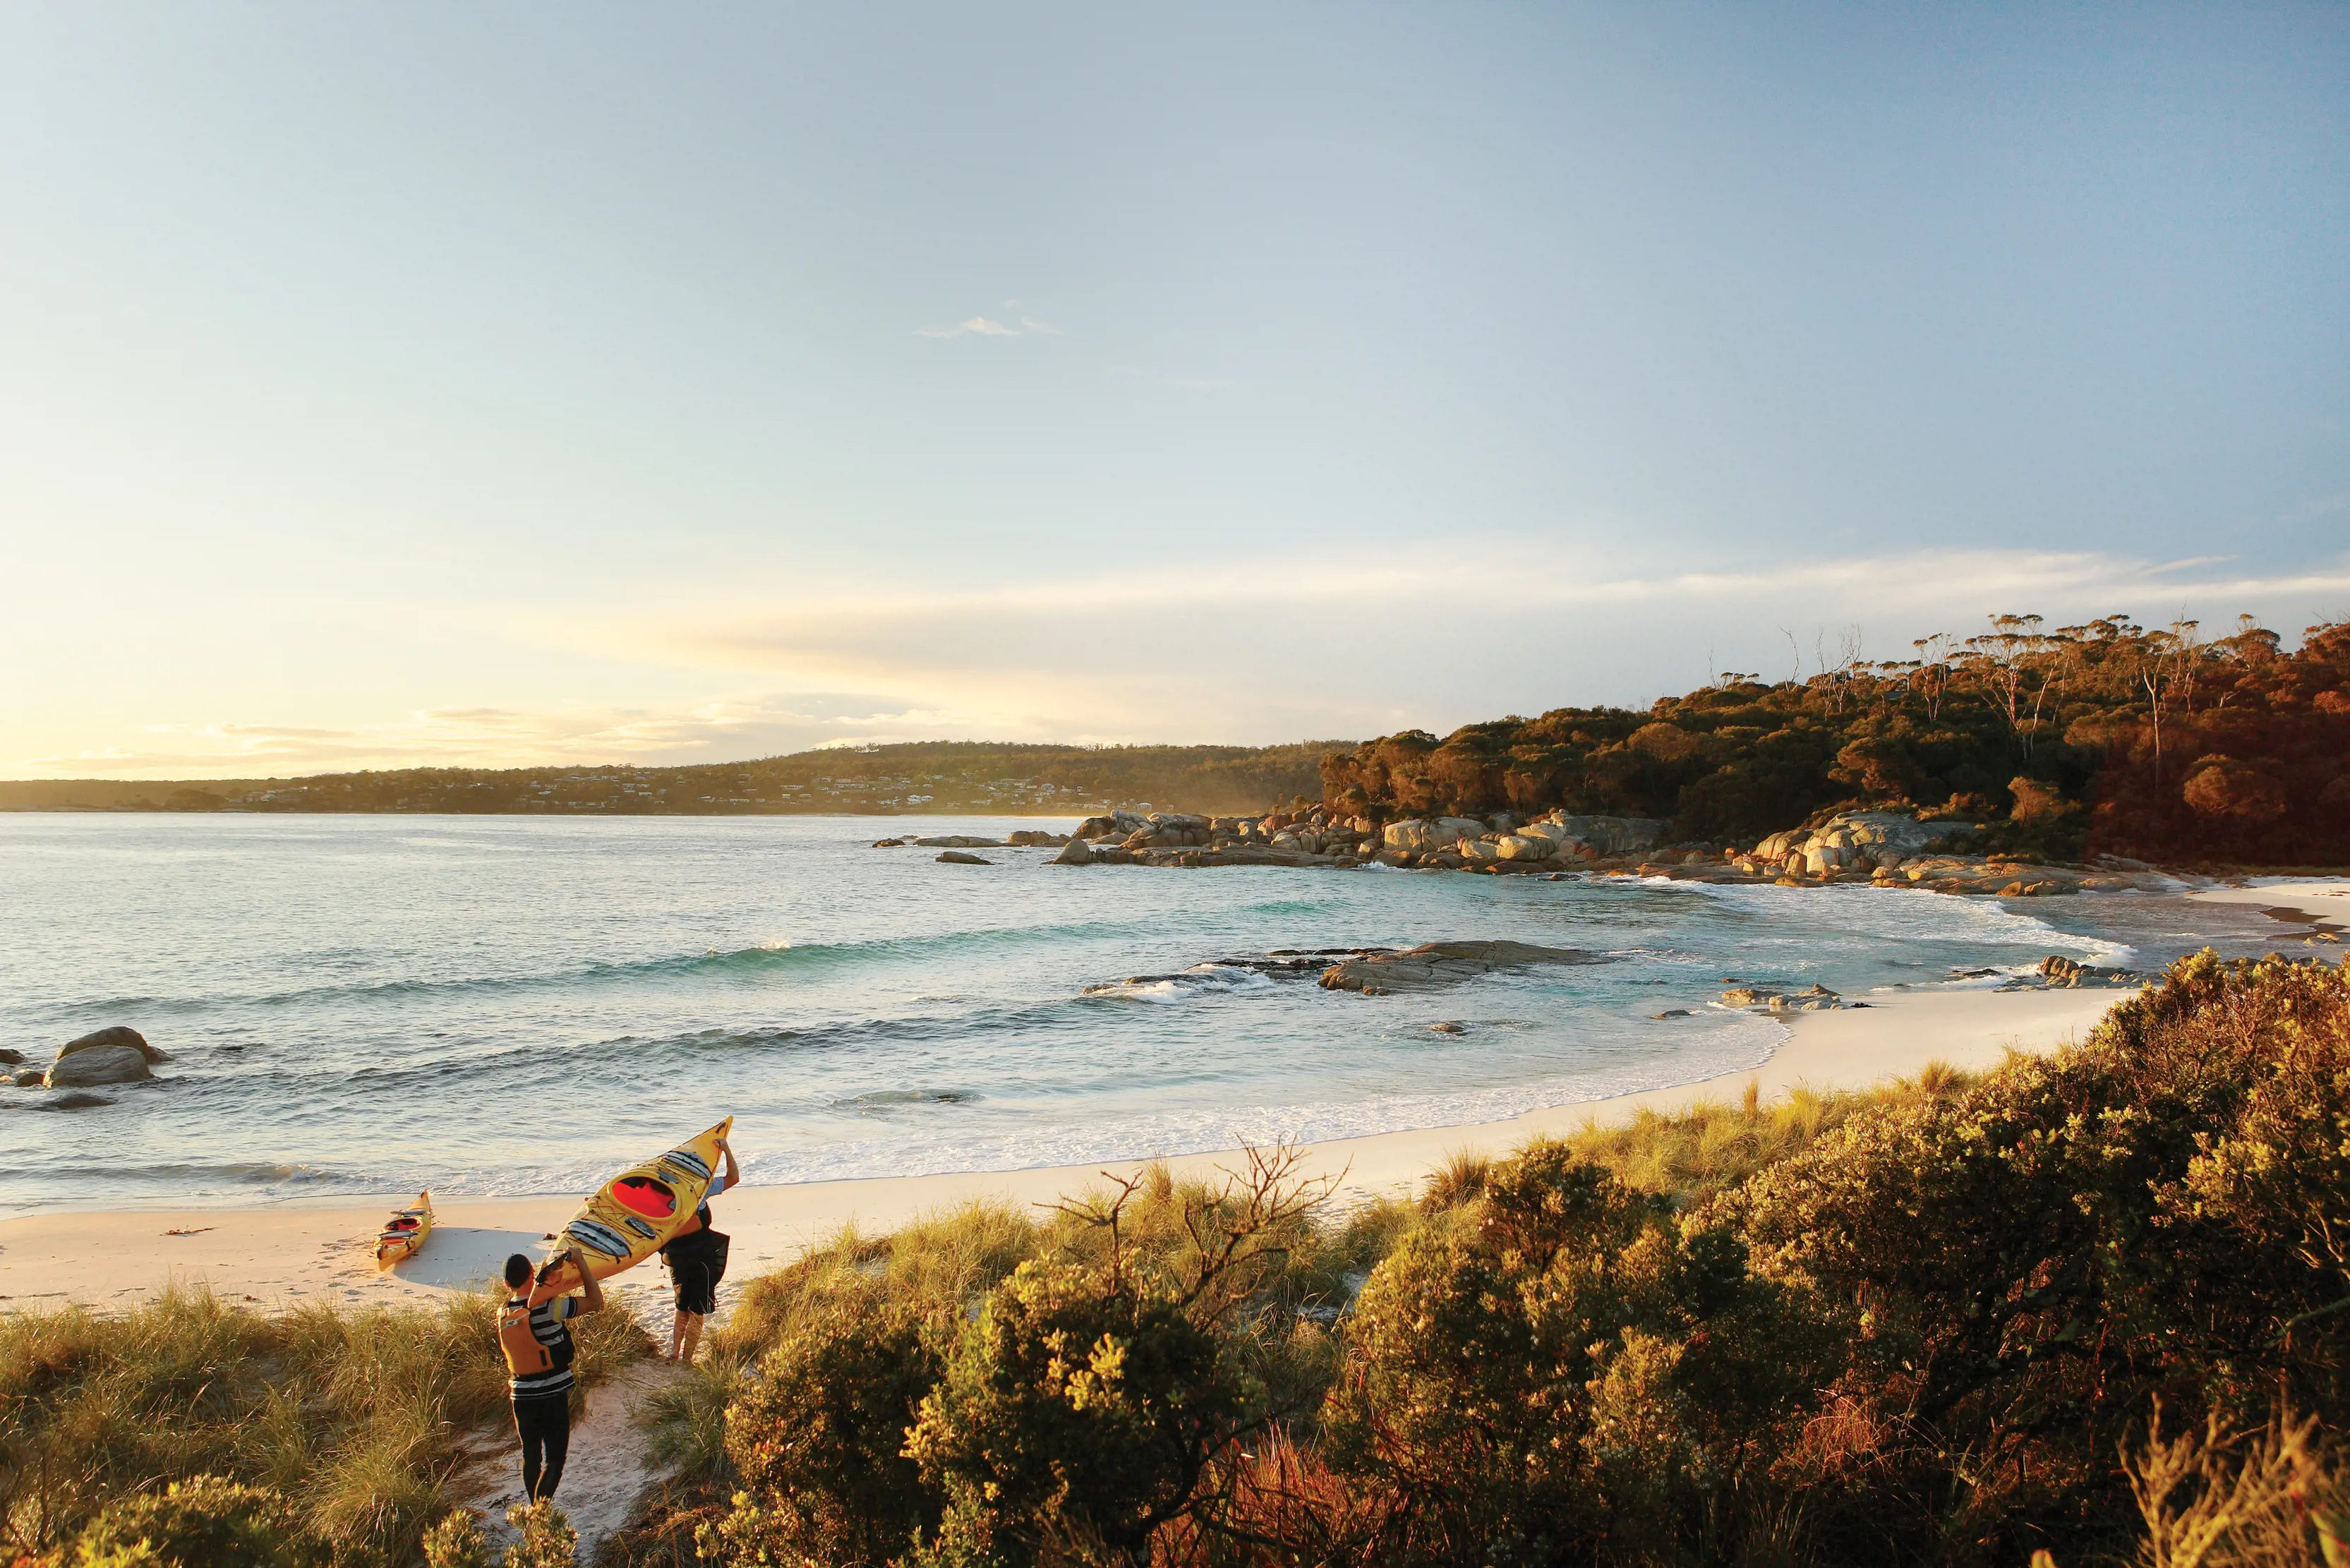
[500,1244,603,1503]
[658,1133,738,1363]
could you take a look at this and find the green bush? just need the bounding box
[903,1255,1246,1564]
[1728,951,2350,1565]
[1321,1148,1821,1564]
[702,1284,944,1566]
[57,1475,325,1568]
[499,1502,577,1568]
[703,1150,1339,1567]
[420,1508,493,1568]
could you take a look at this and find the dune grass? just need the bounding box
[0,1281,649,1565]
[1543,1059,1982,1203]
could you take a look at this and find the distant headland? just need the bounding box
[8,612,2346,869]
[0,740,1342,820]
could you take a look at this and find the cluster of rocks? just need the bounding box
[3,1025,165,1106]
[1736,812,1965,880]
[1080,941,1611,1000]
[1641,812,2180,898]
[908,802,2189,904]
[1718,982,1850,1013]
[1318,940,1609,995]
[2003,955,2148,991]
[1049,807,1670,872]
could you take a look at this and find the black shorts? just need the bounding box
[672,1263,716,1317]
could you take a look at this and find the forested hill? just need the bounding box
[0,741,1342,819]
[1323,615,2350,867]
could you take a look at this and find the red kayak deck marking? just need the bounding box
[612,1177,677,1219]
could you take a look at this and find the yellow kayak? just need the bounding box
[375,1191,432,1270]
[539,1118,731,1291]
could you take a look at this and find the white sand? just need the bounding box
[0,985,2128,1313]
[2189,878,2350,931]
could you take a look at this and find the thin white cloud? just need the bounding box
[914,315,1023,338]
[1018,315,1061,334]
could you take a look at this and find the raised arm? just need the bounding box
[570,1246,605,1315]
[717,1136,740,1194]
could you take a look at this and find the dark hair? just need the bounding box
[504,1253,533,1289]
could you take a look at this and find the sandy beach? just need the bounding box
[0,983,2129,1315]
[2191,879,2350,933]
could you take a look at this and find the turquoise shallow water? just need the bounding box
[0,814,2297,1213]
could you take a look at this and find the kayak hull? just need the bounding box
[541,1118,731,1291]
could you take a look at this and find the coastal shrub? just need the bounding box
[1318,1147,1824,1564]
[702,1150,1342,1566]
[704,1285,944,1564]
[1727,951,2350,1566]
[900,1253,1244,1564]
[421,1508,494,1568]
[497,1502,578,1568]
[52,1475,325,1567]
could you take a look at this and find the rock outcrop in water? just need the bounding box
[44,1027,162,1089]
[1318,941,1610,996]
[2006,955,2148,990]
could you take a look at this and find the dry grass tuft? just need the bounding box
[2125,1403,2347,1568]
[0,1281,647,1564]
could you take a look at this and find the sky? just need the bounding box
[2,4,2346,779]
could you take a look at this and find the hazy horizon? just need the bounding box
[5,4,2346,781]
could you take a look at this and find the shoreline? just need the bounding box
[0,985,2126,1313]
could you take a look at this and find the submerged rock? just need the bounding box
[915,836,1004,848]
[0,1049,21,1066]
[934,850,994,865]
[1320,940,1610,996]
[42,1091,114,1111]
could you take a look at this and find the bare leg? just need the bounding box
[678,1311,705,1365]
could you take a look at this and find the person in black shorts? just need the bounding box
[498,1244,603,1503]
[658,1135,737,1364]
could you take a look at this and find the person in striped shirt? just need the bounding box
[500,1245,604,1504]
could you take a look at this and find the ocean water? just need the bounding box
[0,814,2304,1214]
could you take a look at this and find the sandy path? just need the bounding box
[0,985,2127,1311]
[454,1358,684,1562]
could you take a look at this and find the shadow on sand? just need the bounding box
[390,1226,554,1291]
